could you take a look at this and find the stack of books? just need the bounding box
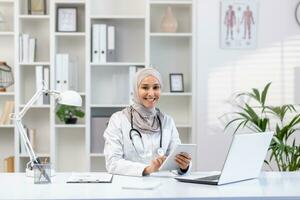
[0,101,14,125]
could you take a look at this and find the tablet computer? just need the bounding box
[159,144,196,171]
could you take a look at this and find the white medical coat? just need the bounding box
[103,111,187,176]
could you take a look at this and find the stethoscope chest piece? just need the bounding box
[157,148,164,157]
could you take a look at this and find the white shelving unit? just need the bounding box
[0,0,196,172]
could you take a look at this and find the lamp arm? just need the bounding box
[10,87,60,165]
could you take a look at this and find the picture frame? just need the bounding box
[169,73,184,92]
[57,7,77,32]
[220,0,258,49]
[28,0,46,15]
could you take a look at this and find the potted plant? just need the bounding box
[56,104,85,124]
[223,82,300,171]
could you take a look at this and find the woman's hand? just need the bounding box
[143,156,166,175]
[175,152,191,171]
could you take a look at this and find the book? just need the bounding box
[0,101,10,125]
[67,172,113,183]
[4,101,14,124]
[3,156,14,172]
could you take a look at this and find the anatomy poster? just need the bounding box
[220,0,258,49]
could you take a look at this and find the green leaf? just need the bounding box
[261,82,271,106]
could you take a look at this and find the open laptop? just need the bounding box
[175,131,274,185]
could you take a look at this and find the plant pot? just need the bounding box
[65,118,77,124]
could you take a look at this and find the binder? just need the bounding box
[35,65,43,105]
[29,38,36,63]
[129,66,136,104]
[19,35,23,62]
[22,34,30,63]
[43,67,50,104]
[92,24,100,63]
[99,24,107,63]
[55,54,62,91]
[107,26,115,62]
[61,54,69,91]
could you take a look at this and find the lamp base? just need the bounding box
[0,88,6,92]
[26,167,56,177]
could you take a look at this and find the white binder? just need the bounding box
[92,24,100,63]
[107,26,115,62]
[99,24,107,63]
[61,54,69,91]
[22,34,29,63]
[55,54,62,91]
[29,38,36,63]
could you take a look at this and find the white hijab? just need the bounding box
[123,68,164,134]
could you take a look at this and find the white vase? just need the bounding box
[160,6,178,33]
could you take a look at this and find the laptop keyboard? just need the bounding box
[196,174,220,181]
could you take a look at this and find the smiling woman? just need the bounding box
[103,67,192,177]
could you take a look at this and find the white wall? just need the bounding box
[196,0,300,170]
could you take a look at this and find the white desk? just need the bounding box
[0,172,299,199]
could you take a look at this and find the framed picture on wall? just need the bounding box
[28,0,46,15]
[169,73,184,92]
[220,0,258,49]
[57,7,77,32]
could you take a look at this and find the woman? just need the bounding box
[104,68,191,176]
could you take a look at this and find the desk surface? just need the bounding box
[0,172,299,200]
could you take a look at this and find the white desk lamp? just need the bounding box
[10,83,82,181]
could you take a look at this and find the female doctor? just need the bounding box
[103,68,191,176]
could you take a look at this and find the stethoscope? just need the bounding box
[129,107,164,157]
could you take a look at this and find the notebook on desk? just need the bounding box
[67,172,113,183]
[175,132,274,185]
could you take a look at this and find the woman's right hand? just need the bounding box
[143,156,166,175]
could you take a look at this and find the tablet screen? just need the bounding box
[159,144,196,171]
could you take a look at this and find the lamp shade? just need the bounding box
[57,90,82,107]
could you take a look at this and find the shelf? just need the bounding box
[55,32,86,37]
[19,153,50,158]
[0,0,14,3]
[0,125,14,128]
[19,15,50,19]
[150,0,193,5]
[90,153,105,157]
[0,32,14,36]
[91,104,129,108]
[161,92,192,96]
[150,33,192,37]
[0,92,15,96]
[55,124,86,128]
[19,62,50,66]
[90,15,145,19]
[19,104,50,108]
[176,124,192,128]
[90,62,145,67]
[55,0,85,4]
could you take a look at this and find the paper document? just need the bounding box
[122,180,162,190]
[67,172,113,183]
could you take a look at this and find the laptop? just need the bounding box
[175,131,274,185]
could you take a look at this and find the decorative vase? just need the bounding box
[65,117,77,124]
[160,6,178,33]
